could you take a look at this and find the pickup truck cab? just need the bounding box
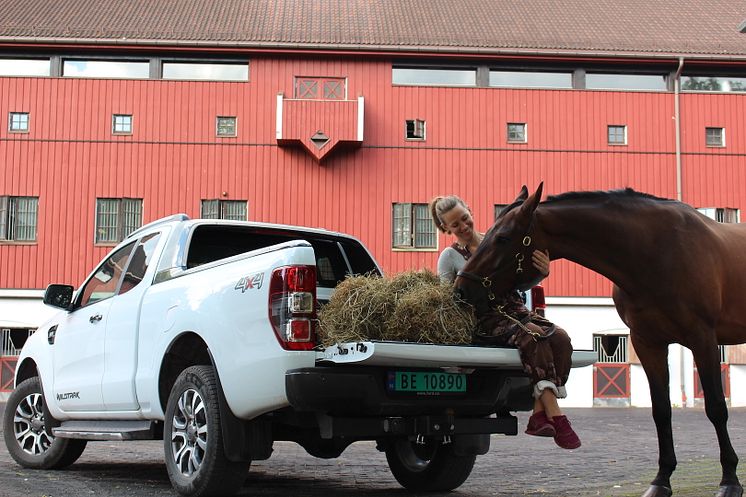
[3,214,595,497]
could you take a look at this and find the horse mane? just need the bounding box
[545,188,673,204]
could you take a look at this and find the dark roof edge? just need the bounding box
[2,36,746,62]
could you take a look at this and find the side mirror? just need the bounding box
[43,284,75,310]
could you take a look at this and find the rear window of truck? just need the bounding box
[186,225,379,286]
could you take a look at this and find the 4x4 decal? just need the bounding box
[235,272,264,292]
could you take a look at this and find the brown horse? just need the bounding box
[454,183,745,497]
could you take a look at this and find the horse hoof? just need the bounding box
[716,484,744,497]
[641,485,672,497]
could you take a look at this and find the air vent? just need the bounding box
[310,131,330,149]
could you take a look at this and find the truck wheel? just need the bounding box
[164,365,247,497]
[385,438,476,492]
[2,377,87,469]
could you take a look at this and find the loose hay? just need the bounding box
[318,269,476,346]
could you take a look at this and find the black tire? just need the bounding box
[385,437,476,492]
[163,365,247,497]
[2,377,87,469]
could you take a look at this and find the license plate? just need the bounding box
[387,371,467,393]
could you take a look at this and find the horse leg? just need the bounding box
[634,338,676,497]
[692,343,743,497]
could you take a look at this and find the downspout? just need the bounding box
[673,56,687,407]
[674,57,685,202]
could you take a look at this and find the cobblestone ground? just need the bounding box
[1,404,744,497]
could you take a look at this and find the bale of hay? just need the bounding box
[318,269,476,346]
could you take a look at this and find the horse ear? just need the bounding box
[514,185,529,203]
[521,182,543,215]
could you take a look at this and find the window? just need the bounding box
[586,73,667,91]
[201,200,247,221]
[608,125,627,145]
[294,77,346,99]
[507,123,527,143]
[216,116,237,137]
[112,114,133,135]
[698,207,740,223]
[494,204,508,221]
[0,196,39,242]
[95,198,143,244]
[0,58,50,77]
[8,112,29,132]
[63,60,149,79]
[392,67,477,86]
[392,203,436,249]
[405,119,426,140]
[489,70,572,89]
[78,242,136,307]
[162,62,248,81]
[705,127,725,147]
[120,232,161,295]
[682,76,746,92]
[594,335,629,363]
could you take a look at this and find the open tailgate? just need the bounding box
[317,341,596,369]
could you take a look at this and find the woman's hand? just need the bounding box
[532,249,551,276]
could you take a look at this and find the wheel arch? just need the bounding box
[157,331,212,414]
[14,358,39,386]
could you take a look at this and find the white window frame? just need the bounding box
[8,112,29,133]
[216,116,237,137]
[112,114,133,135]
[698,207,740,223]
[705,127,725,147]
[0,196,39,242]
[200,199,248,220]
[392,203,437,250]
[507,122,527,143]
[405,119,426,141]
[608,125,627,145]
[95,198,143,244]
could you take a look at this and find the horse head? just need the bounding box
[454,183,544,312]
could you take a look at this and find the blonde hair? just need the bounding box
[429,195,468,233]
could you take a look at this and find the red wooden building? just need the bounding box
[1,0,745,405]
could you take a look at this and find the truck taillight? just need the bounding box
[531,285,546,317]
[269,265,317,350]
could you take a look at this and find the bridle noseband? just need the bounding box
[456,232,533,300]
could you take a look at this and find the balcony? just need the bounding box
[276,94,364,162]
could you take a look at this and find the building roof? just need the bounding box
[1,0,745,60]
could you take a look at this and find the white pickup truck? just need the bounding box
[3,215,595,497]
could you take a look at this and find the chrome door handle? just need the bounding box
[89,314,103,323]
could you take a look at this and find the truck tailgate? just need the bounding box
[317,341,596,369]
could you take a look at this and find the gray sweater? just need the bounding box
[437,246,468,283]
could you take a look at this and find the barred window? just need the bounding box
[697,207,740,224]
[0,196,39,242]
[593,335,628,363]
[201,200,247,221]
[95,198,143,244]
[392,203,436,249]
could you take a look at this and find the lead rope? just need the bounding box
[496,304,543,341]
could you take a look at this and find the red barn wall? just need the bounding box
[1,56,745,298]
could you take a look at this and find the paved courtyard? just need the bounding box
[1,404,744,497]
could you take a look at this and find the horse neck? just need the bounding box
[535,203,650,291]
